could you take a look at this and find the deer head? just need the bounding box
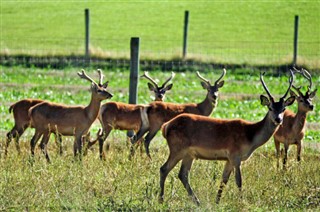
[141,71,175,101]
[196,68,226,103]
[78,69,113,100]
[291,68,317,112]
[260,70,295,125]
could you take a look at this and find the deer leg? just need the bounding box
[159,153,183,204]
[73,133,84,161]
[83,131,99,157]
[6,126,25,156]
[296,140,302,162]
[233,158,242,192]
[5,130,14,157]
[144,128,160,159]
[126,130,135,144]
[84,130,100,155]
[39,132,51,163]
[283,143,289,169]
[99,127,111,160]
[73,137,78,158]
[274,138,281,168]
[77,135,83,158]
[30,131,42,157]
[216,161,233,204]
[178,155,199,205]
[129,138,144,159]
[54,133,63,156]
[15,127,27,155]
[274,139,281,158]
[131,127,149,145]
[139,138,144,154]
[14,134,21,155]
[131,108,150,145]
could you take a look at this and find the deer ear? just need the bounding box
[164,83,173,91]
[200,82,209,89]
[260,95,270,106]
[309,89,317,98]
[102,81,109,88]
[91,83,98,91]
[217,80,224,88]
[147,83,156,91]
[284,96,296,107]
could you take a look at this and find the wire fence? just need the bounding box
[1,7,319,71]
[1,39,318,72]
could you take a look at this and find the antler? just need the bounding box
[292,85,304,96]
[77,69,97,85]
[141,71,158,87]
[214,68,227,86]
[282,69,294,99]
[292,67,312,91]
[161,72,175,88]
[197,69,226,86]
[196,71,210,85]
[96,69,109,88]
[260,72,274,101]
[261,70,293,101]
[301,68,312,91]
[97,69,104,86]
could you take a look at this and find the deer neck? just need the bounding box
[293,109,307,133]
[250,111,280,149]
[85,94,102,122]
[196,95,216,116]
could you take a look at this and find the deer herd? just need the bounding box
[4,67,317,205]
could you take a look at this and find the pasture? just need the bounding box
[1,1,320,210]
[0,66,319,210]
[1,1,320,68]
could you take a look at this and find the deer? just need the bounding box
[84,71,175,160]
[5,102,92,157]
[159,71,295,205]
[4,70,108,157]
[131,69,227,159]
[274,68,317,169]
[5,99,55,156]
[28,69,113,162]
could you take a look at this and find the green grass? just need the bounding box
[1,66,319,130]
[1,1,319,67]
[0,66,319,210]
[1,135,320,211]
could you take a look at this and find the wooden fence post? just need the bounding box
[127,37,140,138]
[129,37,140,104]
[183,10,189,59]
[293,15,299,66]
[85,9,90,64]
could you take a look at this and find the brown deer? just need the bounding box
[28,69,113,162]
[4,69,108,157]
[5,99,53,156]
[84,71,175,160]
[131,69,226,158]
[159,71,295,205]
[274,68,317,168]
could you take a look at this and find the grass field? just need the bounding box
[1,1,320,210]
[0,66,319,210]
[1,1,320,67]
